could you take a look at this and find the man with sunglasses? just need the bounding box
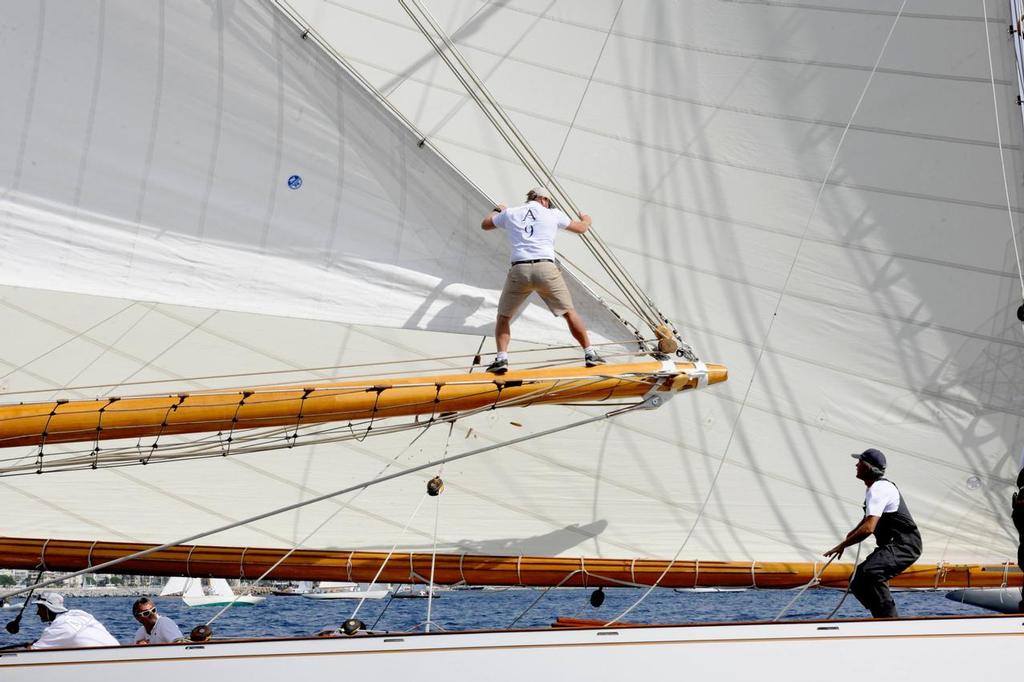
[132,597,183,645]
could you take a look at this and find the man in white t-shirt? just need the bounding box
[30,592,119,649]
[824,448,923,618]
[481,187,605,374]
[131,597,183,645]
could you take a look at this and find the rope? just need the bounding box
[772,556,835,621]
[350,494,430,620]
[0,337,645,403]
[825,544,862,620]
[203,426,459,627]
[602,0,912,628]
[507,569,584,628]
[424,422,455,632]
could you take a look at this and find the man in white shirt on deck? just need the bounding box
[131,597,183,645]
[481,187,605,374]
[824,448,923,618]
[30,592,119,649]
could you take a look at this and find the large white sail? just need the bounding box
[0,0,1021,571]
[0,1,629,349]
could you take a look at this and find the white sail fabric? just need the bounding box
[159,577,188,597]
[182,579,205,599]
[1,0,1023,571]
[0,0,628,349]
[208,579,236,598]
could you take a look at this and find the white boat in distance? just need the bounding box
[2,0,1024,679]
[391,584,444,599]
[300,582,392,600]
[161,577,264,608]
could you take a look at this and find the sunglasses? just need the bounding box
[135,608,156,618]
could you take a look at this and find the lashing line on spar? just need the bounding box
[10,369,653,476]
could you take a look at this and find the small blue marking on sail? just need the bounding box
[287,175,303,190]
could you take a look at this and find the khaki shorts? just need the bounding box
[497,261,574,318]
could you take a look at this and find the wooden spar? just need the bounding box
[0,361,726,449]
[1,536,1017,590]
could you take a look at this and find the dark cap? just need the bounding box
[850,448,886,472]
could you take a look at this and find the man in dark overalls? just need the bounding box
[1012,465,1024,612]
[824,448,923,618]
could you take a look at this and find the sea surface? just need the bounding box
[0,587,997,647]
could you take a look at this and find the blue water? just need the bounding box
[1,588,992,646]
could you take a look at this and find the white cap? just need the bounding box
[33,592,67,613]
[527,187,552,201]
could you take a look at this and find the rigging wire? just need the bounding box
[0,337,649,402]
[604,3,911,625]
[0,401,649,602]
[985,0,1024,315]
[350,493,430,621]
[270,0,649,345]
[202,429,439,627]
[395,0,689,354]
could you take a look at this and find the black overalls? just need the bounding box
[850,479,922,618]
[1012,468,1024,611]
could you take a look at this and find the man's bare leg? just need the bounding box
[487,315,514,374]
[563,310,590,349]
[495,315,512,353]
[564,311,605,365]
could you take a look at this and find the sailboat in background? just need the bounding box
[301,581,392,600]
[159,576,265,607]
[182,579,265,608]
[1,0,1024,679]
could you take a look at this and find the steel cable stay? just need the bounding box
[395,0,694,358]
[0,398,656,603]
[202,432,433,628]
[991,0,1024,328]
[0,338,657,404]
[398,0,658,333]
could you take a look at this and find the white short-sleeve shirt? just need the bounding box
[133,614,184,644]
[492,201,571,262]
[864,479,900,517]
[32,610,119,649]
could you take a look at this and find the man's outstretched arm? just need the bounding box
[565,213,592,234]
[824,515,879,559]
[481,204,507,230]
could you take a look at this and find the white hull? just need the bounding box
[301,590,390,600]
[2,615,1021,680]
[180,595,265,608]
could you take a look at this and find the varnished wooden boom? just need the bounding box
[0,361,726,449]
[0,537,1016,589]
